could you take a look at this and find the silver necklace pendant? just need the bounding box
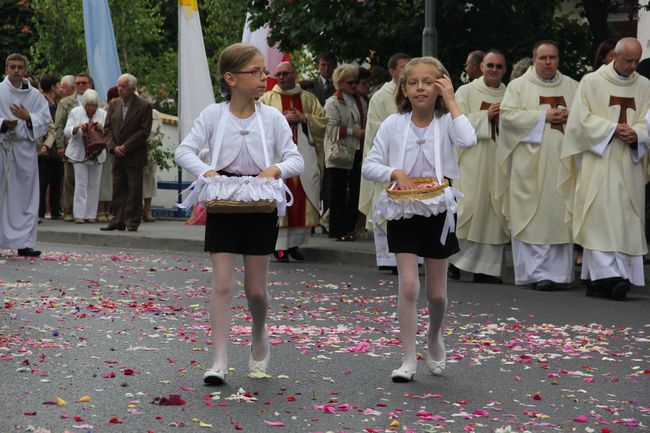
[240,130,250,135]
[416,138,425,145]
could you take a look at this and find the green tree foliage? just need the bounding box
[202,0,249,100]
[248,0,424,67]
[576,0,649,50]
[29,0,86,76]
[0,0,35,62]
[246,0,606,82]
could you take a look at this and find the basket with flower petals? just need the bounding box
[385,177,449,200]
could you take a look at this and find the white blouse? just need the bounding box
[221,114,259,175]
[174,102,304,179]
[362,112,476,184]
[63,105,107,164]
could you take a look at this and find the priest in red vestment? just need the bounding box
[259,62,327,261]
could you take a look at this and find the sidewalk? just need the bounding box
[35,219,650,286]
[36,219,378,267]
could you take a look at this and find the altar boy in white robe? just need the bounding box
[496,41,578,290]
[560,38,650,300]
[0,53,51,257]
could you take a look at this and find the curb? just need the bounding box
[37,225,377,268]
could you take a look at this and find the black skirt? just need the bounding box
[205,210,279,255]
[387,212,459,259]
[204,170,279,255]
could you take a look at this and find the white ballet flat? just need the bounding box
[203,368,226,385]
[391,366,416,382]
[426,353,446,376]
[248,347,270,374]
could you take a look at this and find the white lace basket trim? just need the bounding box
[374,186,463,244]
[179,175,293,217]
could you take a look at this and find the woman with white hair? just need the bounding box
[64,89,107,223]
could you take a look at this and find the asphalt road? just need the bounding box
[1,243,648,433]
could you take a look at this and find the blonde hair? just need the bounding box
[218,43,262,101]
[510,57,532,81]
[396,57,449,116]
[332,64,359,90]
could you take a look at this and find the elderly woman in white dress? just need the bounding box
[64,89,107,223]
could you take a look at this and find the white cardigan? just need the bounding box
[362,112,476,184]
[64,106,107,163]
[174,102,303,179]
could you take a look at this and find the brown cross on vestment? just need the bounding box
[480,101,498,141]
[539,96,568,134]
[609,96,636,125]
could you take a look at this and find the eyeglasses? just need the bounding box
[484,63,505,70]
[275,71,294,78]
[235,69,269,79]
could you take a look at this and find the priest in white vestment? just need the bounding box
[449,50,509,283]
[259,62,327,262]
[358,53,411,271]
[0,54,51,257]
[560,38,650,300]
[496,41,578,290]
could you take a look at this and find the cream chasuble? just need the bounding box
[497,67,578,245]
[454,76,509,244]
[559,62,650,260]
[449,77,508,276]
[358,80,400,267]
[359,80,398,228]
[259,85,327,248]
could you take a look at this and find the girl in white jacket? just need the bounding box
[175,44,303,385]
[362,57,476,382]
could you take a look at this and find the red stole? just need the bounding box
[279,92,309,227]
[280,93,304,143]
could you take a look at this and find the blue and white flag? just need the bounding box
[82,0,122,101]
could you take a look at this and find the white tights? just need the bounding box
[208,253,270,371]
[395,253,448,372]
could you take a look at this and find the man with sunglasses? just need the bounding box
[0,53,51,257]
[449,50,509,284]
[496,40,578,291]
[53,73,106,222]
[259,62,328,262]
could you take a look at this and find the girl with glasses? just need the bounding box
[175,43,303,385]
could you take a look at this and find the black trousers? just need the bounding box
[110,157,144,228]
[326,150,361,238]
[38,155,64,217]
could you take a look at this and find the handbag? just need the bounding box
[83,121,106,158]
[325,133,355,167]
[324,105,355,168]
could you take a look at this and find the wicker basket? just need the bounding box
[205,199,276,214]
[385,177,449,200]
